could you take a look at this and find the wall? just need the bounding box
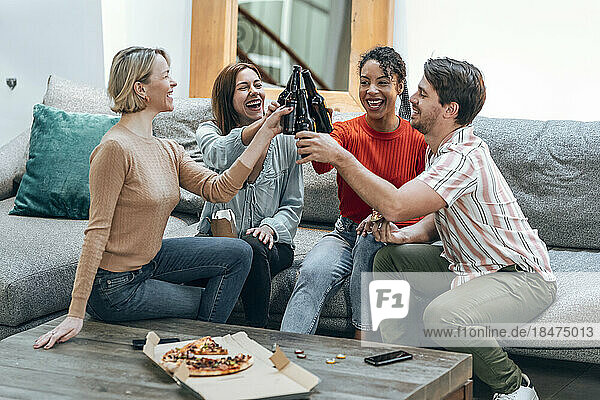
[0,0,104,147]
[394,0,600,121]
[2,0,597,149]
[101,0,192,98]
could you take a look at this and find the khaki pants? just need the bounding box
[374,244,556,394]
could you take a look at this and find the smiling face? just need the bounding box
[142,54,177,113]
[232,68,265,126]
[359,59,402,124]
[409,76,444,135]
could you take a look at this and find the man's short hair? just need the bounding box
[107,46,170,114]
[424,58,486,126]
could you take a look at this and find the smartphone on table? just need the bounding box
[364,350,413,366]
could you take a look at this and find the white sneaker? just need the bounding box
[492,374,539,400]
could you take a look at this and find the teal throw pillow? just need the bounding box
[10,104,119,219]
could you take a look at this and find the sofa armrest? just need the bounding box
[0,128,30,201]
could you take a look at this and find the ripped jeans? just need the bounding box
[280,216,385,334]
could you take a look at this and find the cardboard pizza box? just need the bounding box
[143,331,320,400]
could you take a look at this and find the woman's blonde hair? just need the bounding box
[107,46,170,114]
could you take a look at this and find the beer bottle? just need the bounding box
[295,89,316,132]
[278,65,303,106]
[302,69,333,133]
[282,92,298,135]
[281,67,302,135]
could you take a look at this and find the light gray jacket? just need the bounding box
[195,121,304,246]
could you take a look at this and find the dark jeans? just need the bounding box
[87,237,252,323]
[240,234,294,328]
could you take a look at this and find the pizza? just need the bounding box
[162,336,227,363]
[181,354,253,376]
[160,336,253,376]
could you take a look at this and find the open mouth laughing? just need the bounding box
[245,98,262,112]
[365,98,385,112]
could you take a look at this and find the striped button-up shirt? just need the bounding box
[417,126,555,285]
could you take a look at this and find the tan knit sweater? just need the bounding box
[67,129,252,318]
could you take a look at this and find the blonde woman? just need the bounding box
[34,47,291,349]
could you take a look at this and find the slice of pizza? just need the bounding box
[186,354,253,377]
[188,336,228,355]
[161,336,228,366]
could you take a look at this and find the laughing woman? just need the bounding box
[281,46,427,337]
[196,63,303,328]
[34,47,291,349]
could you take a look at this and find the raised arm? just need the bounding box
[196,121,248,171]
[182,106,292,203]
[295,131,446,222]
[311,122,345,175]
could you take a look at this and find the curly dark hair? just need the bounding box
[358,46,406,81]
[358,46,410,120]
[424,58,486,126]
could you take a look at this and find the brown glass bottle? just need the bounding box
[302,69,333,133]
[281,67,302,135]
[278,65,302,106]
[295,89,316,132]
[281,93,298,135]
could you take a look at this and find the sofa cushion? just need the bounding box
[535,248,600,323]
[0,197,192,327]
[474,116,600,250]
[43,75,116,116]
[300,163,339,225]
[10,104,119,219]
[0,128,29,201]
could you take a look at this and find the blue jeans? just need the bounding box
[87,237,252,323]
[280,216,385,333]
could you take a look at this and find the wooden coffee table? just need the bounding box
[0,317,471,399]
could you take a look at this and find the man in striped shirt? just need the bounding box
[295,58,556,400]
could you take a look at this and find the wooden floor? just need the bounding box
[473,355,599,399]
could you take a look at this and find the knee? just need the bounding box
[233,239,253,272]
[422,299,464,330]
[241,234,267,253]
[353,235,383,264]
[373,244,421,274]
[296,255,335,288]
[373,246,397,273]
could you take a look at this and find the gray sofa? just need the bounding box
[1,76,598,365]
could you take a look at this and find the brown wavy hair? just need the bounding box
[423,58,486,126]
[211,63,262,135]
